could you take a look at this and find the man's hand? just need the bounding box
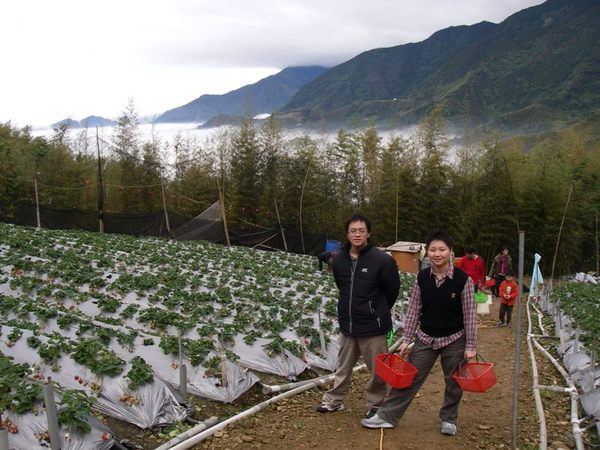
[464,349,476,359]
[398,342,410,357]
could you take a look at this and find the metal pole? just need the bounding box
[43,381,62,450]
[34,177,41,229]
[96,127,105,233]
[512,231,525,449]
[299,166,310,254]
[160,178,171,237]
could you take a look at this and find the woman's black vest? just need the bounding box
[417,267,468,337]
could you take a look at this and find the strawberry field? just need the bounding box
[0,222,412,448]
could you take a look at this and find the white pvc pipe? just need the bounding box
[526,296,548,450]
[153,416,218,450]
[531,338,585,450]
[531,301,547,336]
[167,378,331,450]
[168,338,409,450]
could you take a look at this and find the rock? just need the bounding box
[214,430,224,438]
[549,442,569,450]
[336,428,342,432]
[241,435,254,443]
[478,425,492,430]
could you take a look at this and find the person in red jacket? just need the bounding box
[498,272,518,327]
[461,247,486,292]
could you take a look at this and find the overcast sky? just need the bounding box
[1,0,544,127]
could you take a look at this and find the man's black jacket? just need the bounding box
[330,242,400,337]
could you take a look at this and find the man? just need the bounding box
[489,246,512,297]
[316,213,400,418]
[461,247,486,292]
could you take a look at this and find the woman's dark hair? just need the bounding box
[464,246,476,254]
[425,229,453,250]
[345,213,371,233]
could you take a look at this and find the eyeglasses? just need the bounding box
[348,229,367,235]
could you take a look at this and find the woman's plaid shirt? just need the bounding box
[401,265,477,352]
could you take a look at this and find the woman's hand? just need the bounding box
[464,349,476,359]
[398,342,410,357]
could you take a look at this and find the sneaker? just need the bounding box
[361,414,394,429]
[316,402,344,413]
[365,407,379,419]
[441,421,457,436]
[496,321,505,327]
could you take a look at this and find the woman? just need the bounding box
[361,229,477,436]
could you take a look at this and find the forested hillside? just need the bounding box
[0,105,598,273]
[279,0,600,132]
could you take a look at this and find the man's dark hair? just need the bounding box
[425,229,453,250]
[464,246,476,254]
[345,213,371,233]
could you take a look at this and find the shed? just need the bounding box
[386,241,425,274]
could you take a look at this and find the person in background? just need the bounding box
[498,272,518,327]
[317,249,339,271]
[461,247,486,292]
[316,213,400,419]
[361,229,477,436]
[489,246,512,297]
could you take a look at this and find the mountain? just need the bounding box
[80,116,117,127]
[51,116,116,129]
[156,66,328,124]
[278,0,600,132]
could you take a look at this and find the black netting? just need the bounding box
[0,202,188,237]
[0,201,330,256]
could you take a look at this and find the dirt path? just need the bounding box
[195,298,547,450]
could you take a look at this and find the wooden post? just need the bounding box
[395,170,399,243]
[160,178,171,237]
[273,198,288,251]
[596,211,600,274]
[96,127,105,233]
[216,178,231,246]
[0,427,9,450]
[34,177,41,230]
[550,183,574,287]
[43,380,62,450]
[299,166,310,254]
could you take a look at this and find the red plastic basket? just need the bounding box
[452,356,497,393]
[375,353,417,388]
[485,277,496,288]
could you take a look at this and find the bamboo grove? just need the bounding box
[0,105,598,275]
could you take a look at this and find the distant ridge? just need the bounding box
[156,66,328,124]
[278,0,600,132]
[52,115,117,129]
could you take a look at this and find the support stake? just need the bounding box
[43,381,62,450]
[511,231,525,449]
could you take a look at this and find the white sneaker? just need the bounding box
[316,402,344,413]
[441,421,457,435]
[361,414,394,429]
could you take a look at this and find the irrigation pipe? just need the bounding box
[530,301,547,336]
[526,296,548,449]
[530,301,585,450]
[166,338,408,450]
[153,416,218,450]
